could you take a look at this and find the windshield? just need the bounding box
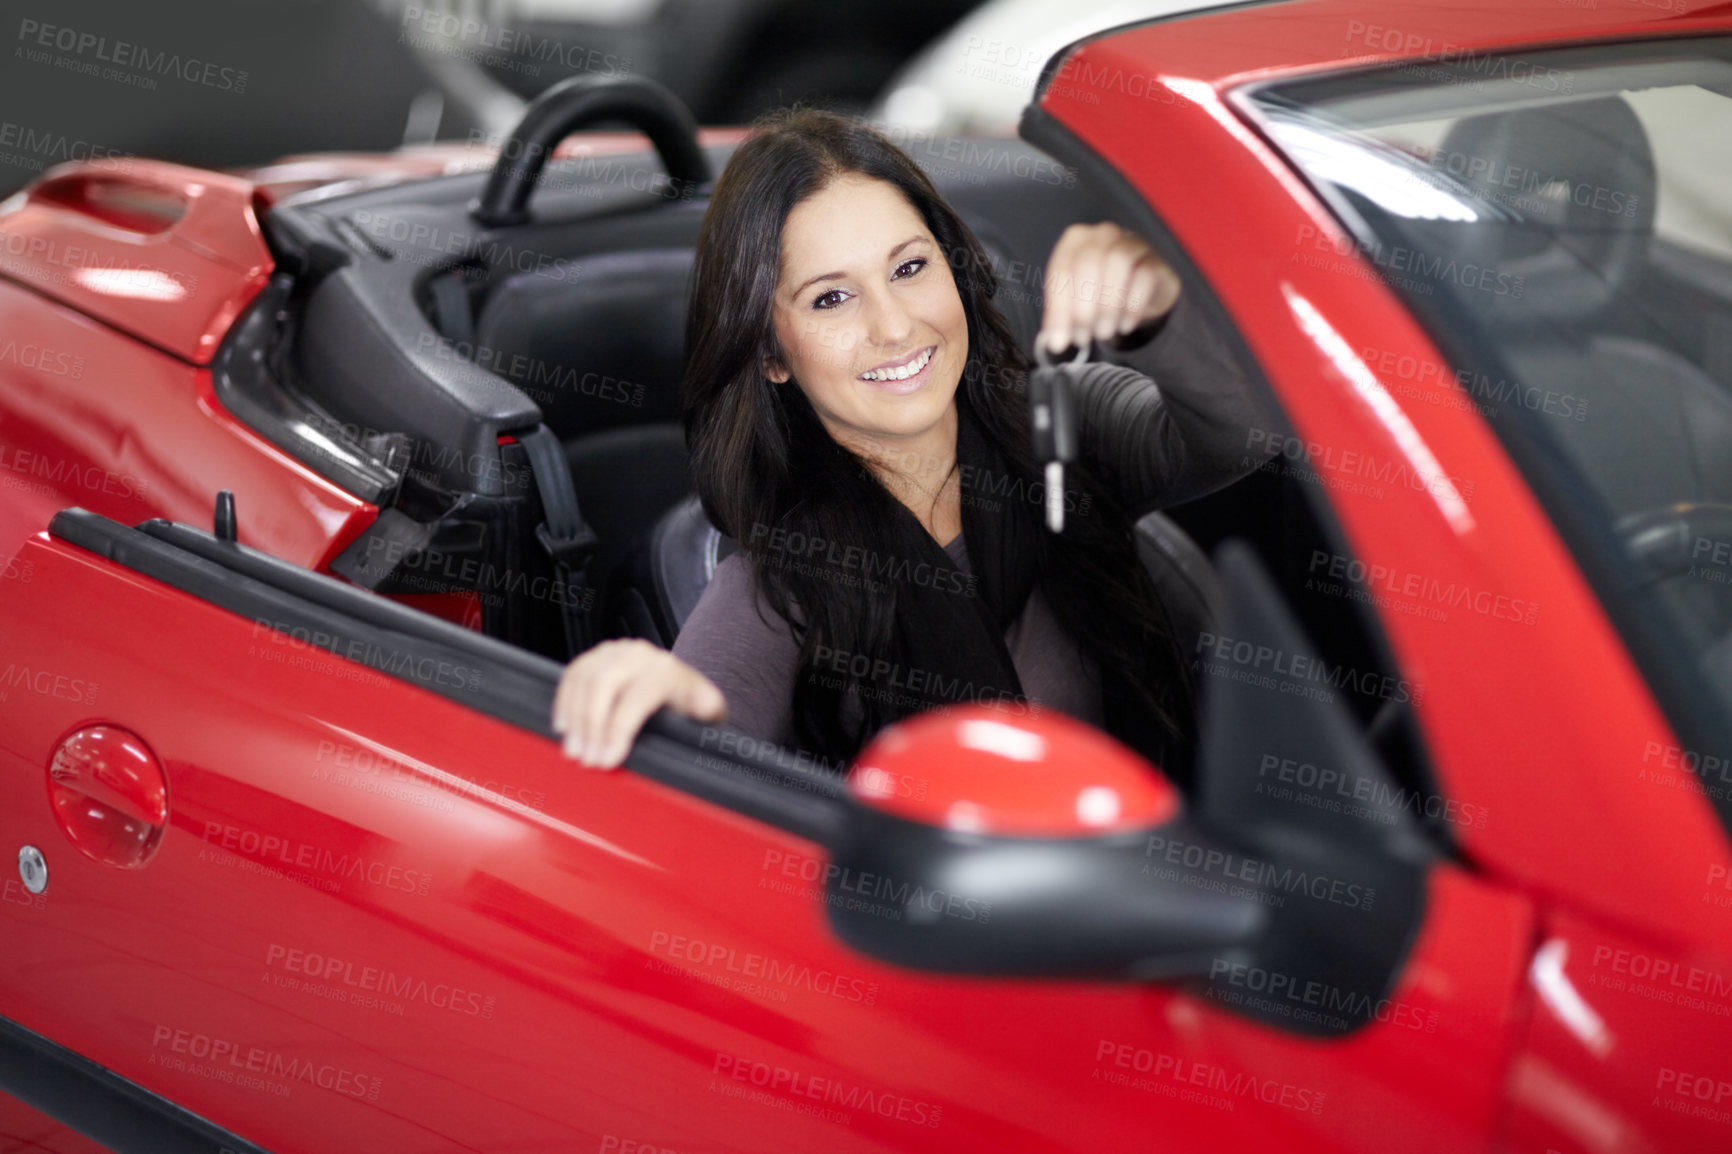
[1244,37,1732,785]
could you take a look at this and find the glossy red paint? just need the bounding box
[851,708,1180,835]
[1040,0,1732,958]
[0,160,272,366]
[0,532,1535,1151]
[47,725,168,871]
[0,279,374,570]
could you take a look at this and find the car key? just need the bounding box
[1029,342,1085,533]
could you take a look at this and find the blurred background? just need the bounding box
[0,0,1189,197]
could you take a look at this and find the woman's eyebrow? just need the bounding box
[789,235,930,298]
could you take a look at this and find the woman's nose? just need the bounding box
[864,288,915,347]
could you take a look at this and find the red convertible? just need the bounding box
[5,0,1732,1150]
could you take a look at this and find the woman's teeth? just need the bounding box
[860,347,933,382]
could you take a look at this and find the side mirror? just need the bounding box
[824,542,1431,1036]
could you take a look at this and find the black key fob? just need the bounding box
[1029,343,1085,532]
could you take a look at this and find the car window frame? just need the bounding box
[1230,36,1732,841]
[1018,99,1455,840]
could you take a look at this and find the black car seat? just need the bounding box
[617,494,1224,660]
[1432,97,1732,515]
[473,248,697,607]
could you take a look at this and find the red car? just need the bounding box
[5,0,1732,1150]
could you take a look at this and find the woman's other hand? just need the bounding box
[551,640,727,769]
[1038,222,1182,355]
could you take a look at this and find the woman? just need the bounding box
[551,108,1265,779]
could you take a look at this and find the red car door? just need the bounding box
[1,491,1535,1154]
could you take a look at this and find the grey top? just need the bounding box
[673,289,1266,749]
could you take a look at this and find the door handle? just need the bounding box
[48,726,169,869]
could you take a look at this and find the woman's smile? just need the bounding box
[859,344,936,390]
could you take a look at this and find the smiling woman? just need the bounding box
[550,108,1269,778]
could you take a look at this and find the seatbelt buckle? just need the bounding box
[536,521,598,570]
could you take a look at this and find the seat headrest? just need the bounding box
[475,248,694,436]
[1432,97,1655,325]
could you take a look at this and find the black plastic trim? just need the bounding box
[209,275,402,505]
[473,74,711,228]
[47,508,850,846]
[0,1013,269,1154]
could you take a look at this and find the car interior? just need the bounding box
[1265,45,1732,711]
[214,85,1447,850]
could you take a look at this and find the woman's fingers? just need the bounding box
[595,672,672,768]
[1096,243,1141,342]
[550,640,731,770]
[1039,225,1088,354]
[1067,239,1108,352]
[1038,222,1180,353]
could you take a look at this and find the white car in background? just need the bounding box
[873,0,1243,134]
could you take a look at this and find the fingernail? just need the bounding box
[565,734,585,761]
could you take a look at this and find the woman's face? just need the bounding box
[766,174,969,450]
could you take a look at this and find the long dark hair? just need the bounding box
[683,108,1194,773]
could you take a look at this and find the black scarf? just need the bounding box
[825,391,1184,778]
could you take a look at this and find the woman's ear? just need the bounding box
[764,357,791,384]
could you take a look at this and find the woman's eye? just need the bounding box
[813,289,849,310]
[894,258,927,279]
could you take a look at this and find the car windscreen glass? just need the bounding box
[1243,37,1732,805]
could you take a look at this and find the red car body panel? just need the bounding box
[0,280,373,572]
[0,161,272,367]
[2,0,1730,1150]
[0,531,1537,1151]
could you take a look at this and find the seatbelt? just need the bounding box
[519,424,598,655]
